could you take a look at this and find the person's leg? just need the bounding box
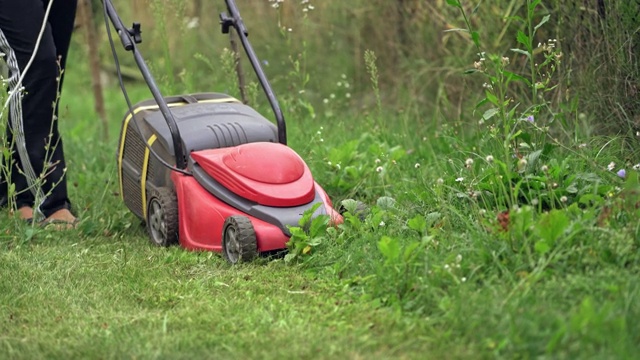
[0,0,77,221]
[49,0,78,91]
[38,0,78,222]
[0,0,57,219]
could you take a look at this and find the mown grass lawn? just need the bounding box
[0,236,436,359]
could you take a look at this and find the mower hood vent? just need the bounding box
[144,102,278,154]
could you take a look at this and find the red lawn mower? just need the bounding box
[103,0,342,263]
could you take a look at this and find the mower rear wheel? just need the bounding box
[146,187,179,247]
[222,215,257,264]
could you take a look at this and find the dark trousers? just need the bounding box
[0,0,77,217]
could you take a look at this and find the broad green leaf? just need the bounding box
[574,172,601,182]
[340,199,359,214]
[471,31,480,47]
[446,0,461,7]
[527,149,543,164]
[623,169,640,192]
[482,108,499,121]
[475,97,489,110]
[534,240,551,254]
[288,226,308,239]
[307,236,323,246]
[425,212,441,227]
[537,210,570,245]
[504,70,531,86]
[389,145,406,161]
[377,196,396,210]
[534,14,551,33]
[299,203,322,226]
[407,215,427,234]
[403,241,422,261]
[510,130,522,141]
[486,91,499,106]
[510,205,535,235]
[371,211,384,230]
[309,215,330,238]
[378,236,400,262]
[516,30,530,47]
[345,166,358,178]
[579,193,604,207]
[284,253,297,263]
[542,143,555,157]
[529,0,542,13]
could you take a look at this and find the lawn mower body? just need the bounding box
[105,0,342,262]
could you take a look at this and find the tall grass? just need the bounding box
[100,0,640,139]
[0,1,637,358]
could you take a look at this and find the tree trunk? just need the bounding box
[78,0,108,140]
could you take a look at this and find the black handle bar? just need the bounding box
[221,0,287,145]
[103,0,187,169]
[103,0,288,168]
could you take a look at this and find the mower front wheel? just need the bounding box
[222,215,258,264]
[146,187,179,247]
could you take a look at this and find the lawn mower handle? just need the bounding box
[102,0,188,170]
[221,0,287,146]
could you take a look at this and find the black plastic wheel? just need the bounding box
[146,187,179,247]
[222,215,258,264]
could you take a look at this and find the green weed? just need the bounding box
[1,0,639,358]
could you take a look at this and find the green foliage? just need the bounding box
[2,0,640,358]
[0,72,11,211]
[364,50,382,131]
[316,132,408,200]
[284,203,331,264]
[97,0,640,137]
